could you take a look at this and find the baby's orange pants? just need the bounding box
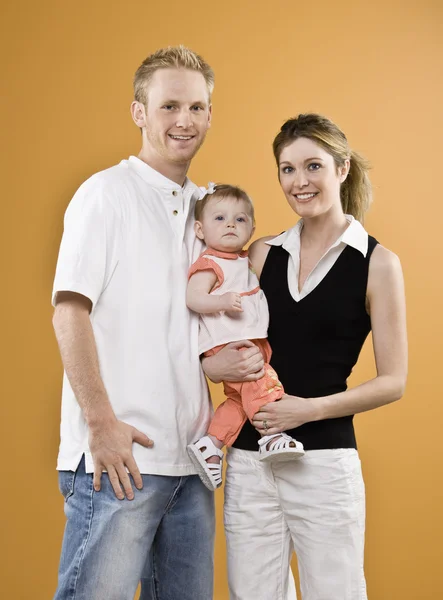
[205,339,284,447]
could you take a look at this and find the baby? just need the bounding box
[187,184,304,491]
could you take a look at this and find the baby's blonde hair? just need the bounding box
[195,184,255,223]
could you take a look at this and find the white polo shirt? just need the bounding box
[52,156,212,475]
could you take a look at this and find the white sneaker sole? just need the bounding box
[187,444,222,491]
[259,446,305,463]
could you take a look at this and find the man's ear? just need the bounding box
[131,101,147,129]
[194,220,205,240]
[207,103,212,129]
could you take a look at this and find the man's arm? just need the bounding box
[53,291,153,500]
[187,270,242,314]
[201,340,265,383]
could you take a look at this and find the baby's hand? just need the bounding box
[220,292,243,312]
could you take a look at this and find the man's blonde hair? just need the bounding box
[133,45,215,105]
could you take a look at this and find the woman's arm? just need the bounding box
[252,245,408,435]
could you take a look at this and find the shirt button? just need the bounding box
[173,210,178,216]
[172,190,178,196]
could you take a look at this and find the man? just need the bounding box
[52,45,265,600]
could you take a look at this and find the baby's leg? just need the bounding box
[204,388,248,461]
[242,340,304,461]
[188,384,247,491]
[239,339,284,422]
[208,385,248,447]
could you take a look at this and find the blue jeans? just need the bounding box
[54,456,215,600]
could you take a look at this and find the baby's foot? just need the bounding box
[258,432,304,462]
[187,435,224,491]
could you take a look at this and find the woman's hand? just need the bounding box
[252,394,319,435]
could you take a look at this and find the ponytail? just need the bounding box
[340,150,372,223]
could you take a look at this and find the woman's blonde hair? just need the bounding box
[273,114,372,222]
[133,45,214,105]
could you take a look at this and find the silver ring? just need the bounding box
[263,419,269,432]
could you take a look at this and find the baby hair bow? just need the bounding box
[198,182,217,199]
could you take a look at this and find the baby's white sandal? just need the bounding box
[258,432,305,462]
[187,436,224,491]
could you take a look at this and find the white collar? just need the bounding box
[266,214,368,257]
[127,155,198,196]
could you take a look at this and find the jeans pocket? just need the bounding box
[58,470,76,502]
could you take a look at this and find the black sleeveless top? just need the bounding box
[233,235,379,451]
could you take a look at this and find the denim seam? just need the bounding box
[68,473,95,599]
[66,469,76,502]
[59,470,76,502]
[163,477,183,513]
[151,552,159,600]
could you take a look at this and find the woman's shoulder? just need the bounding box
[248,236,277,278]
[249,235,277,251]
[368,243,403,295]
[370,243,402,272]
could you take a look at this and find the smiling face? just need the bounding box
[195,196,255,253]
[278,137,349,220]
[131,68,212,177]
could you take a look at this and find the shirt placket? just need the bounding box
[167,187,194,253]
[167,188,184,241]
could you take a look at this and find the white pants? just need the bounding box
[224,447,367,600]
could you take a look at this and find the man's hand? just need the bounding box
[89,419,153,500]
[202,340,265,383]
[219,292,243,312]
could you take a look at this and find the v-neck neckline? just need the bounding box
[283,244,352,305]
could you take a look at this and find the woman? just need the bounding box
[203,113,407,600]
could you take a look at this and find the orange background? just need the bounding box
[1,1,442,598]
